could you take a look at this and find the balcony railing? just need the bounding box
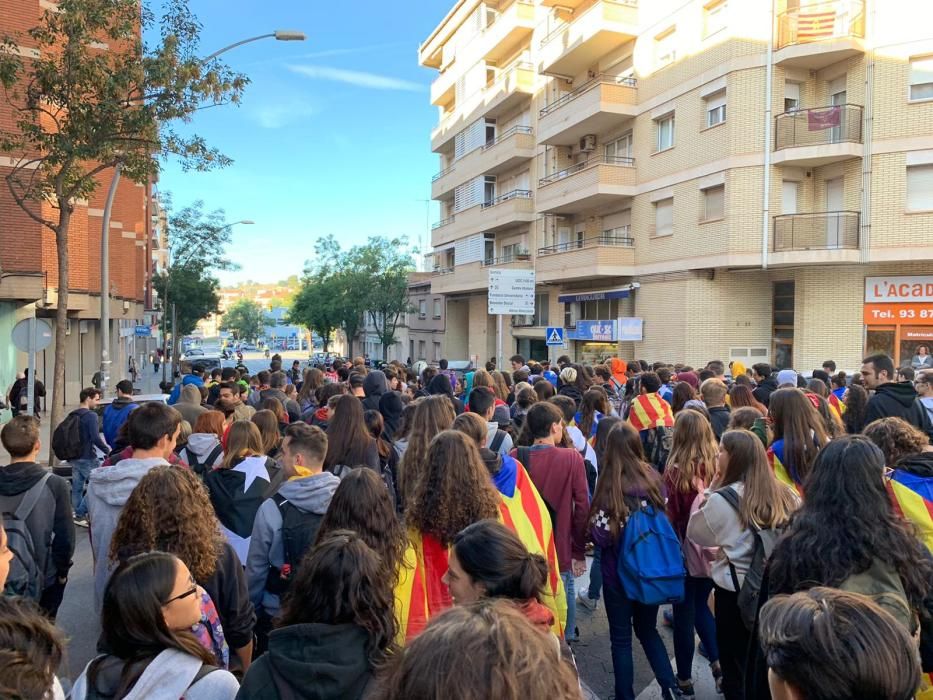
[772,211,860,251]
[432,216,455,230]
[481,189,533,209]
[539,0,638,47]
[776,1,865,50]
[511,314,537,327]
[539,155,635,187]
[540,74,637,117]
[774,104,862,150]
[481,253,532,267]
[538,232,634,255]
[483,124,534,149]
[432,164,455,182]
[431,266,455,276]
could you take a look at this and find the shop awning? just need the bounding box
[558,284,637,304]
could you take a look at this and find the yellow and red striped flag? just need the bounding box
[887,478,933,553]
[767,443,804,496]
[393,529,451,645]
[628,393,675,432]
[828,392,846,418]
[797,10,836,42]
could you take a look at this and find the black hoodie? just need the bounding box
[894,451,933,478]
[236,623,373,700]
[866,382,933,437]
[753,376,779,407]
[361,371,388,413]
[427,374,464,414]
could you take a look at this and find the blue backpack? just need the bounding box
[103,402,137,446]
[617,501,686,605]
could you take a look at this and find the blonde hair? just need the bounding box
[452,412,488,450]
[666,410,718,493]
[222,421,265,468]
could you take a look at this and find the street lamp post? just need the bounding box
[99,29,304,395]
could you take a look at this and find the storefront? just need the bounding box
[565,318,643,364]
[864,275,933,366]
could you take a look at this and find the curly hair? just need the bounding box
[109,465,224,581]
[406,431,501,546]
[863,417,930,466]
[398,395,456,507]
[0,596,64,700]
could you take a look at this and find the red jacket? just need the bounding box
[511,445,589,572]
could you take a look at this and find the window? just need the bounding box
[784,82,800,112]
[654,198,674,236]
[433,299,442,319]
[704,0,728,37]
[773,281,795,370]
[702,185,725,221]
[502,243,518,261]
[605,132,633,161]
[907,165,933,211]
[655,27,677,68]
[534,293,549,327]
[910,57,933,101]
[418,299,427,319]
[433,342,442,362]
[705,90,727,127]
[580,299,619,320]
[418,340,426,359]
[656,114,675,151]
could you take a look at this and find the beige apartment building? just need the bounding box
[420,0,933,372]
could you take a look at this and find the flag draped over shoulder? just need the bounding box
[394,529,451,645]
[887,474,933,553]
[827,391,846,418]
[767,440,804,496]
[627,394,675,432]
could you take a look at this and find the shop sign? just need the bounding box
[568,320,616,342]
[902,327,933,341]
[618,318,644,342]
[865,276,933,303]
[863,303,933,324]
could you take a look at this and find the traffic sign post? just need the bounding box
[488,269,536,370]
[11,318,53,418]
[545,327,565,346]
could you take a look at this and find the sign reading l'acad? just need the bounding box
[865,276,933,303]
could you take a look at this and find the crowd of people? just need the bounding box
[1,349,933,699]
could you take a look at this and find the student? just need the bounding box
[550,394,599,474]
[178,410,225,478]
[751,364,778,407]
[175,383,208,428]
[426,373,465,415]
[0,595,67,700]
[862,353,933,435]
[767,388,830,492]
[687,430,798,700]
[843,383,869,434]
[238,532,396,700]
[70,387,110,528]
[205,421,284,564]
[396,395,456,508]
[371,600,580,700]
[218,382,255,422]
[664,410,722,695]
[468,387,513,457]
[102,380,138,447]
[758,588,920,700]
[728,385,768,415]
[590,422,680,700]
[250,410,283,461]
[700,378,730,441]
[361,370,388,413]
[71,552,240,699]
[324,395,380,474]
[575,388,609,441]
[0,415,74,617]
[246,423,339,654]
[556,366,584,408]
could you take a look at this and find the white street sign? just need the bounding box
[488,269,535,315]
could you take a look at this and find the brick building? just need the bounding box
[1,0,152,406]
[421,0,933,372]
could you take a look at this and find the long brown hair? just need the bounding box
[452,412,488,451]
[297,368,324,405]
[718,429,798,529]
[192,411,225,442]
[364,409,391,461]
[666,409,717,493]
[588,422,663,540]
[863,417,931,466]
[770,388,829,485]
[251,410,281,455]
[325,395,373,471]
[406,431,500,546]
[261,397,287,424]
[222,420,265,468]
[0,596,64,700]
[398,395,456,505]
[577,388,610,438]
[729,384,768,414]
[110,466,224,581]
[491,371,511,402]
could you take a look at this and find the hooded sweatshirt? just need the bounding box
[87,457,169,610]
[426,374,464,414]
[237,623,373,700]
[179,433,225,478]
[168,373,205,406]
[246,472,340,618]
[102,396,138,447]
[378,391,404,440]
[361,371,388,413]
[752,375,779,407]
[866,381,933,436]
[71,648,239,700]
[175,384,208,426]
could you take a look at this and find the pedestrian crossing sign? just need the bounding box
[546,327,565,346]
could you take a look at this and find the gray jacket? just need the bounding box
[246,472,340,618]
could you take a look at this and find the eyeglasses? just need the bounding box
[164,578,198,605]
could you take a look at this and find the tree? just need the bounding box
[0,0,246,433]
[288,277,339,353]
[152,265,219,361]
[222,299,271,342]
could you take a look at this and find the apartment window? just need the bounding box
[418,340,426,359]
[705,90,727,127]
[534,293,549,327]
[906,165,933,211]
[784,82,801,112]
[656,114,675,152]
[655,27,677,69]
[605,132,633,161]
[433,299,442,319]
[502,243,518,261]
[702,185,725,221]
[773,281,795,370]
[418,299,427,319]
[580,299,619,320]
[433,342,442,362]
[909,57,933,101]
[703,0,728,37]
[654,198,674,236]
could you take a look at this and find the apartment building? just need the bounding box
[1,0,152,403]
[420,0,933,371]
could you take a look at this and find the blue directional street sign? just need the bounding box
[545,327,565,346]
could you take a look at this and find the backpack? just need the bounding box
[265,494,324,596]
[52,409,86,461]
[681,480,718,578]
[0,473,52,598]
[839,559,917,635]
[84,657,219,700]
[717,486,783,630]
[187,444,224,479]
[16,384,28,413]
[643,426,674,472]
[616,500,685,605]
[490,430,507,454]
[579,447,597,496]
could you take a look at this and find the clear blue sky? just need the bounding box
[155,1,451,285]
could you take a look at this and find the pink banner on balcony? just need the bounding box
[808,105,841,131]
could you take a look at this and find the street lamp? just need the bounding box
[99,29,304,395]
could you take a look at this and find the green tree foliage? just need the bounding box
[0,0,246,431]
[152,266,219,340]
[288,276,339,353]
[221,299,271,342]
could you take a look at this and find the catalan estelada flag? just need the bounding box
[627,394,675,432]
[887,471,933,553]
[494,455,567,636]
[796,10,836,42]
[828,391,846,418]
[394,529,451,644]
[767,440,804,496]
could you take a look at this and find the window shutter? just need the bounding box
[706,90,726,111]
[907,165,933,211]
[784,82,800,103]
[656,198,674,235]
[603,209,632,230]
[703,186,725,220]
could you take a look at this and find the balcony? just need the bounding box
[482,1,536,63]
[432,191,535,247]
[536,232,635,282]
[431,62,535,153]
[771,211,861,265]
[538,0,638,77]
[774,1,865,69]
[539,75,637,145]
[537,155,636,214]
[431,126,535,200]
[773,104,863,166]
[431,261,488,294]
[481,253,533,267]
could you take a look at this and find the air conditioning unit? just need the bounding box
[580,134,597,152]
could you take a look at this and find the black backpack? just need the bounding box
[490,430,507,454]
[52,409,86,461]
[265,494,324,595]
[186,444,223,479]
[643,425,674,473]
[1,473,52,599]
